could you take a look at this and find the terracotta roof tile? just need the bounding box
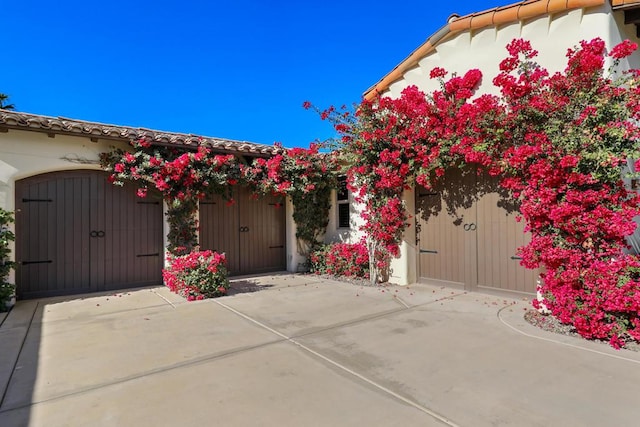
[611,0,640,8]
[0,110,281,156]
[365,0,609,100]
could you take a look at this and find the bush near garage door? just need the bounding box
[0,208,15,311]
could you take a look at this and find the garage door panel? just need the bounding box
[200,187,285,276]
[417,169,537,295]
[102,180,163,291]
[16,171,163,299]
[240,191,286,274]
[199,195,241,274]
[417,169,474,287]
[475,174,537,294]
[16,173,93,298]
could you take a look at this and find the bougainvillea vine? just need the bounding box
[323,38,640,348]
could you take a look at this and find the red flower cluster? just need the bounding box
[242,143,338,250]
[100,140,242,253]
[104,142,240,203]
[327,38,640,347]
[309,242,370,279]
[163,250,229,301]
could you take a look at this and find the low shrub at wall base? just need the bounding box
[309,242,369,279]
[163,250,229,301]
[0,209,15,312]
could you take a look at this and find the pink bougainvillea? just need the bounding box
[242,143,339,252]
[323,38,640,348]
[163,250,229,300]
[309,241,370,279]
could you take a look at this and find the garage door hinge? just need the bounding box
[22,198,53,203]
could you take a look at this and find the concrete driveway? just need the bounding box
[1,274,639,427]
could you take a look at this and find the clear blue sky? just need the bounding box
[3,0,504,148]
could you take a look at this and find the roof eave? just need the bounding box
[0,110,280,157]
[363,0,608,101]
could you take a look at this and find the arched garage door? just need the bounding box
[199,187,286,275]
[416,168,538,295]
[15,170,163,299]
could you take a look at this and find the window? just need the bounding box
[337,176,350,228]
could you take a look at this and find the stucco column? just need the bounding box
[388,187,417,286]
[285,197,306,272]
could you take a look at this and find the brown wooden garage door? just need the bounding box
[416,167,537,295]
[15,170,163,299]
[199,186,286,275]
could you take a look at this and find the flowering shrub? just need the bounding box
[309,242,369,279]
[491,38,640,348]
[101,139,339,256]
[100,140,241,253]
[321,38,640,348]
[242,143,339,254]
[0,208,15,311]
[162,250,229,300]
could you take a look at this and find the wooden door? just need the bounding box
[199,194,241,273]
[238,188,286,274]
[16,172,93,298]
[15,171,163,299]
[101,178,164,291]
[199,187,286,276]
[416,168,476,289]
[475,173,538,294]
[416,168,537,295]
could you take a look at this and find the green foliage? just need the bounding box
[0,93,15,110]
[289,187,333,253]
[308,242,369,278]
[0,209,15,311]
[163,250,229,300]
[166,199,199,255]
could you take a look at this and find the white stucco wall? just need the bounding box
[0,130,114,212]
[0,130,122,285]
[323,189,364,244]
[285,197,307,272]
[359,3,640,286]
[0,128,301,284]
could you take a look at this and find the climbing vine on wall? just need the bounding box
[100,140,339,256]
[0,208,15,311]
[322,38,640,348]
[100,140,240,254]
[242,143,339,254]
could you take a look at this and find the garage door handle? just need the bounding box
[463,223,477,231]
[239,226,249,232]
[90,231,106,237]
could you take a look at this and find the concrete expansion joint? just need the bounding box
[213,299,460,427]
[152,289,177,308]
[289,306,408,341]
[496,305,640,365]
[0,336,288,415]
[0,302,39,410]
[391,294,411,309]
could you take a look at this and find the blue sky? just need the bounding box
[3,0,504,148]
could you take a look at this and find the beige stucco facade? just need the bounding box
[0,120,302,290]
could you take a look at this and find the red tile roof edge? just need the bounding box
[363,0,608,100]
[0,110,281,156]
